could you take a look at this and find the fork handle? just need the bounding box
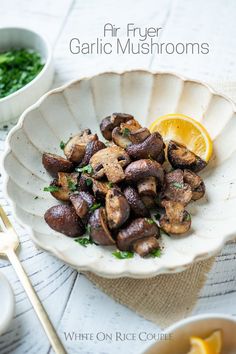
[7,249,67,354]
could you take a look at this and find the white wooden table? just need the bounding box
[1,1,236,353]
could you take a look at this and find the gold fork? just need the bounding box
[0,205,67,354]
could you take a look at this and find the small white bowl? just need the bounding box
[144,314,236,354]
[0,27,54,124]
[0,272,14,335]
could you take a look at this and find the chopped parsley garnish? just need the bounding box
[0,49,44,99]
[34,196,39,200]
[76,164,93,174]
[145,218,155,225]
[89,203,101,212]
[122,128,131,137]
[67,178,77,192]
[185,213,191,221]
[150,249,162,258]
[75,236,94,247]
[107,182,113,188]
[112,251,134,259]
[85,178,93,186]
[43,185,60,192]
[60,141,65,150]
[171,182,184,189]
[86,224,91,234]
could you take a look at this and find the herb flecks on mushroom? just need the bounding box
[105,188,130,229]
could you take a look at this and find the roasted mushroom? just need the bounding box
[132,236,160,257]
[112,127,132,148]
[116,218,159,251]
[50,172,79,201]
[79,140,106,167]
[160,200,191,235]
[100,113,134,140]
[88,207,115,245]
[42,153,74,177]
[90,146,130,183]
[44,205,84,237]
[167,140,207,172]
[183,169,205,201]
[126,132,165,161]
[105,188,130,229]
[123,186,149,217]
[125,159,164,186]
[64,129,97,163]
[163,169,192,206]
[137,176,157,208]
[70,191,95,220]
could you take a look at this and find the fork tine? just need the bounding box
[0,205,17,237]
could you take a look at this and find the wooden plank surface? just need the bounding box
[0,1,236,353]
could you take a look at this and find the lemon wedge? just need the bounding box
[187,330,222,354]
[149,113,213,162]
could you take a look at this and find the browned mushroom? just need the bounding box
[123,186,149,217]
[167,140,207,172]
[88,208,115,245]
[64,129,98,163]
[160,200,191,235]
[128,128,150,144]
[112,127,132,148]
[42,153,74,177]
[133,236,160,257]
[70,191,95,220]
[137,176,157,208]
[44,205,84,237]
[125,159,164,186]
[100,113,134,140]
[79,140,106,167]
[105,188,130,229]
[116,218,159,251]
[112,126,151,149]
[90,146,130,183]
[50,172,79,201]
[126,132,165,161]
[163,169,192,206]
[183,169,205,201]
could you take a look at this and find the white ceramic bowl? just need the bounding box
[144,314,236,354]
[3,70,236,278]
[0,27,54,123]
[0,273,14,335]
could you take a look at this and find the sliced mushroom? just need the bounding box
[160,200,191,235]
[167,140,207,172]
[79,140,106,167]
[123,186,149,217]
[132,236,160,257]
[42,153,74,177]
[64,129,98,163]
[100,113,133,140]
[88,208,115,245]
[128,128,150,144]
[90,146,130,183]
[112,127,132,148]
[137,176,157,208]
[70,191,95,220]
[51,172,79,201]
[44,205,84,237]
[119,118,142,132]
[183,169,205,201]
[125,159,164,186]
[116,218,159,251]
[105,188,130,229]
[163,169,192,206]
[126,132,165,161]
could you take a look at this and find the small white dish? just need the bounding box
[144,313,236,354]
[0,272,14,335]
[3,70,236,278]
[0,27,54,124]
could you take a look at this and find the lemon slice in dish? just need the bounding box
[187,330,222,354]
[149,113,213,162]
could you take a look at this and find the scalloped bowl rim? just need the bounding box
[2,69,236,278]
